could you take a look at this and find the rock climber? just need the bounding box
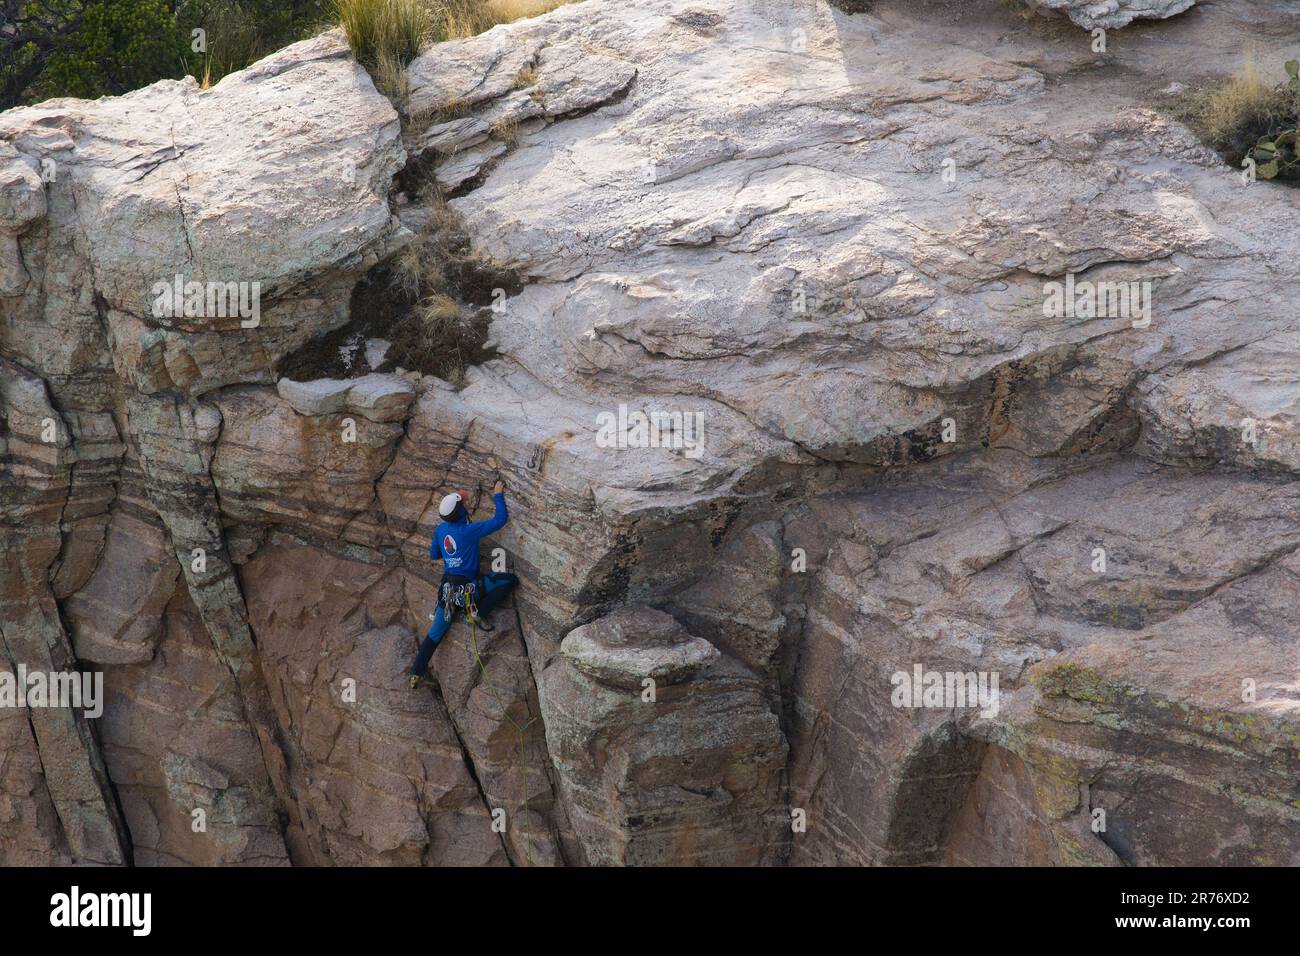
[409,478,519,689]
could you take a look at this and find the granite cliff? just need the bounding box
[1,0,1297,866]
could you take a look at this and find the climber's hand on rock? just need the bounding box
[493,479,505,495]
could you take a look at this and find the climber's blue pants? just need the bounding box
[410,572,518,675]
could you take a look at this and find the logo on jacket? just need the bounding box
[443,534,458,556]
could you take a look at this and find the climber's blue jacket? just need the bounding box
[430,492,508,579]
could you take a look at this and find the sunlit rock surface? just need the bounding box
[1,0,1297,865]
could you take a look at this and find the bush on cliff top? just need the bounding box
[1188,58,1300,183]
[0,1,328,108]
[334,0,574,65]
[334,0,428,69]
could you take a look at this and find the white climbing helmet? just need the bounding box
[438,492,464,518]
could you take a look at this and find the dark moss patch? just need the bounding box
[393,145,443,201]
[672,10,724,31]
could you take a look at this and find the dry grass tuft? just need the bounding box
[375,47,412,100]
[1199,61,1284,146]
[339,1,572,107]
[437,0,574,40]
[1184,58,1299,171]
[512,64,538,90]
[378,192,522,382]
[336,0,431,69]
[490,116,521,147]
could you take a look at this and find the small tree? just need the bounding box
[42,0,186,99]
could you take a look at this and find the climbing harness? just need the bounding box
[440,576,493,631]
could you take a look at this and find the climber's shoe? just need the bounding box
[409,674,428,691]
[467,610,494,632]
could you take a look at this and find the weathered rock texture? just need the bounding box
[541,607,787,865]
[1019,0,1196,30]
[1,0,1298,866]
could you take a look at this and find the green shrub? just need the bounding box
[1247,60,1300,181]
[3,0,188,107]
[1189,58,1300,182]
[1,1,328,107]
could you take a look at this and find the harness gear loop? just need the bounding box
[440,580,472,617]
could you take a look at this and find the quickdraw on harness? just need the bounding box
[439,576,492,631]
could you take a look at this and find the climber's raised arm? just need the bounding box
[471,479,508,536]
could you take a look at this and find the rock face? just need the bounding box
[2,0,1299,866]
[541,607,787,865]
[778,458,1300,865]
[238,539,507,865]
[1019,0,1197,30]
[99,588,289,865]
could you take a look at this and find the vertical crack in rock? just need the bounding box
[429,597,565,866]
[124,389,314,862]
[0,359,131,864]
[424,676,514,865]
